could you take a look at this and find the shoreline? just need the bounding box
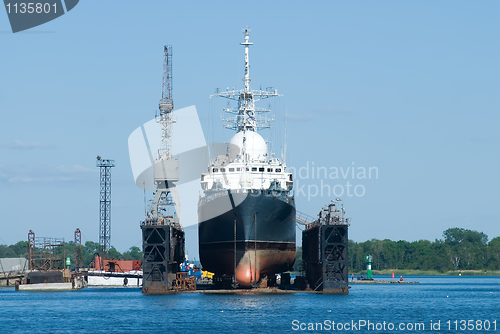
[287,270,500,276]
[352,270,500,276]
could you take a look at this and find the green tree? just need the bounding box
[122,246,142,260]
[82,241,100,267]
[0,245,17,258]
[106,246,122,260]
[8,241,29,258]
[444,228,488,245]
[443,228,488,270]
[487,237,500,270]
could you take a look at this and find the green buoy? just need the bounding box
[366,255,373,279]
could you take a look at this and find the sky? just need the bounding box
[1,1,499,257]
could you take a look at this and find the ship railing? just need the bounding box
[200,187,291,204]
[296,211,316,226]
[141,216,177,227]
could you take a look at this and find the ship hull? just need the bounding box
[198,191,296,286]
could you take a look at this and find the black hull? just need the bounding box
[198,190,296,286]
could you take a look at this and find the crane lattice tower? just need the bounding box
[96,156,115,258]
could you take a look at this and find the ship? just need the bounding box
[198,28,296,287]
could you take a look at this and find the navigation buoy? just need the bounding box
[366,255,373,279]
[400,275,403,282]
[392,269,395,278]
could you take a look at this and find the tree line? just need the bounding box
[2,228,499,272]
[293,228,499,273]
[348,228,500,272]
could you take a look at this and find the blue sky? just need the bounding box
[1,1,499,256]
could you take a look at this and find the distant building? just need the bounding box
[0,258,28,273]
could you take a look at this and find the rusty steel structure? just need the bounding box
[174,271,196,291]
[141,223,184,294]
[74,228,82,271]
[28,230,35,269]
[302,200,350,293]
[27,230,66,271]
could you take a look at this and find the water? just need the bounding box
[1,276,499,333]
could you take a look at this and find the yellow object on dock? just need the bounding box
[202,270,214,279]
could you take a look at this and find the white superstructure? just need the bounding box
[201,28,292,195]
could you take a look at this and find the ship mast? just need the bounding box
[239,27,256,132]
[242,27,252,94]
[214,27,280,134]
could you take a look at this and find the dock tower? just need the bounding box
[96,156,115,260]
[141,45,185,294]
[301,199,350,293]
[74,228,82,271]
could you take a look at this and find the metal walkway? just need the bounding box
[296,211,316,226]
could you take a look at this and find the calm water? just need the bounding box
[1,276,499,333]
